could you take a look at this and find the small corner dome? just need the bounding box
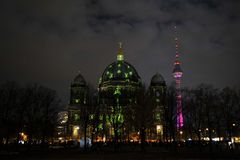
[73,73,86,85]
[150,73,166,86]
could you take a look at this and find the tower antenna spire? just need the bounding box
[174,25,180,59]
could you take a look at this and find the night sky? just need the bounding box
[1,0,239,104]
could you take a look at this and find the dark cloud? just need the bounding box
[0,0,239,104]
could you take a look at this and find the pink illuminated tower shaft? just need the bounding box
[173,26,183,129]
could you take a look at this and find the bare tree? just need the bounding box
[38,86,60,148]
[22,84,60,150]
[220,87,239,147]
[132,85,155,152]
[196,84,218,150]
[0,81,21,146]
[0,82,60,151]
[165,84,177,142]
[183,84,217,151]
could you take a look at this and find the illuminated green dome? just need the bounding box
[99,43,141,106]
[99,43,141,86]
[101,61,141,84]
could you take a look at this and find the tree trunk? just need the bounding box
[140,127,146,152]
[197,131,202,152]
[114,127,118,151]
[208,127,213,152]
[84,123,87,151]
[27,133,32,151]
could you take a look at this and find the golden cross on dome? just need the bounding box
[119,42,122,49]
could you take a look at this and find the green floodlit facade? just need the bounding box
[98,44,142,141]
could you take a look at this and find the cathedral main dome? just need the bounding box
[99,43,141,87]
[99,43,141,106]
[101,61,141,84]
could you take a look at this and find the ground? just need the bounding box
[1,148,240,160]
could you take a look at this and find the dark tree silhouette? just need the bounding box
[220,87,240,147]
[0,82,60,151]
[133,85,155,152]
[0,81,21,146]
[165,84,177,142]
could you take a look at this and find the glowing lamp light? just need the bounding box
[156,125,163,134]
[73,126,80,137]
[19,132,28,141]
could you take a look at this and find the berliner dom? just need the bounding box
[58,43,167,143]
